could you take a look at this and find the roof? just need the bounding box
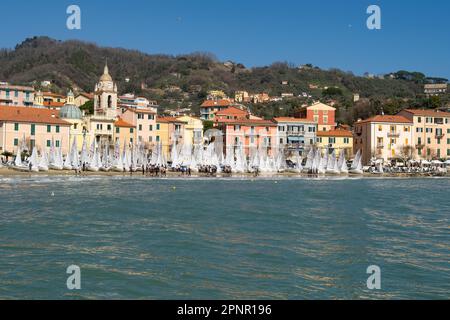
[115,118,134,128]
[307,102,336,111]
[317,128,353,138]
[123,107,156,114]
[157,117,187,124]
[0,106,71,125]
[0,84,34,91]
[76,92,94,100]
[356,115,413,124]
[216,119,277,127]
[273,117,316,124]
[43,101,65,108]
[43,92,66,98]
[400,109,450,117]
[215,106,248,116]
[200,99,233,108]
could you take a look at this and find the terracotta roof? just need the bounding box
[0,106,70,125]
[43,101,65,108]
[317,128,353,138]
[357,115,413,124]
[76,92,94,99]
[43,92,66,98]
[273,117,316,124]
[157,117,187,124]
[115,118,134,128]
[215,106,248,116]
[401,109,450,117]
[216,119,277,127]
[123,107,156,114]
[200,99,233,107]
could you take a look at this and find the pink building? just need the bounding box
[0,106,71,155]
[120,107,157,147]
[0,84,34,107]
[216,119,278,156]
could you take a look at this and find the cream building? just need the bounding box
[176,115,203,145]
[59,90,85,150]
[398,109,450,160]
[353,115,414,165]
[85,63,118,147]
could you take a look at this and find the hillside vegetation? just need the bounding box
[0,36,448,124]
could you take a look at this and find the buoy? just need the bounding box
[51,192,55,196]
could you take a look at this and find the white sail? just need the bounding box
[29,147,39,172]
[38,150,49,171]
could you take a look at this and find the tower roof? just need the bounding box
[99,62,113,82]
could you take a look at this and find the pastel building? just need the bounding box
[58,90,85,150]
[120,107,157,147]
[215,119,278,156]
[114,118,135,146]
[397,109,450,160]
[200,99,234,120]
[353,115,414,165]
[297,102,336,131]
[0,106,70,155]
[0,84,34,107]
[317,127,353,157]
[176,115,203,145]
[273,117,317,156]
[156,117,187,157]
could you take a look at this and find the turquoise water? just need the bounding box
[0,176,449,299]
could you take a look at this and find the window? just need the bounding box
[56,140,60,147]
[156,136,160,142]
[313,116,319,123]
[418,138,422,145]
[427,137,431,144]
[47,125,51,132]
[344,138,349,144]
[149,125,153,131]
[417,117,422,123]
[30,139,35,149]
[447,138,450,145]
[328,137,336,144]
[234,125,241,131]
[404,126,409,132]
[116,127,120,134]
[47,140,51,147]
[405,138,409,145]
[14,90,18,98]
[14,123,19,131]
[31,124,35,135]
[130,128,134,134]
[139,124,142,131]
[323,116,328,124]
[317,137,322,143]
[14,138,19,146]
[107,125,112,131]
[448,149,450,156]
[156,124,160,130]
[130,138,133,144]
[378,125,382,131]
[56,125,60,133]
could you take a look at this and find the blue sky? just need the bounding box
[1,0,449,78]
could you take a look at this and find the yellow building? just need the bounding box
[58,90,85,151]
[176,115,203,145]
[156,117,187,158]
[317,128,354,158]
[114,118,135,146]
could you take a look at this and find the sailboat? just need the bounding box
[349,150,363,174]
[11,144,28,171]
[87,141,100,172]
[63,151,73,170]
[28,147,40,172]
[70,138,80,170]
[49,144,64,170]
[111,140,124,172]
[38,149,49,172]
[326,150,340,174]
[338,150,348,174]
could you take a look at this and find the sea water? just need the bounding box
[0,176,449,299]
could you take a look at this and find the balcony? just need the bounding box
[287,130,305,136]
[387,132,400,138]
